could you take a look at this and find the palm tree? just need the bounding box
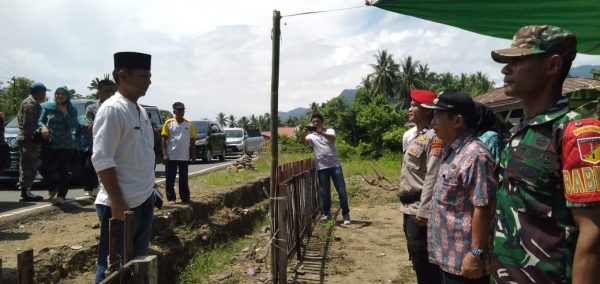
[249,114,259,129]
[87,74,111,90]
[216,112,227,127]
[397,56,421,108]
[309,102,319,114]
[238,116,249,129]
[369,50,400,100]
[227,114,236,127]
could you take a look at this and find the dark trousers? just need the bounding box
[441,270,489,284]
[18,141,40,195]
[403,214,441,284]
[165,160,190,202]
[44,148,73,198]
[94,194,154,284]
[317,166,350,217]
[80,150,98,191]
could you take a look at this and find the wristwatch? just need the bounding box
[468,247,484,259]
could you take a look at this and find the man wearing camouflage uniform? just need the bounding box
[17,82,47,202]
[398,89,442,284]
[491,25,600,283]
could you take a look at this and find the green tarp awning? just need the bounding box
[373,0,600,55]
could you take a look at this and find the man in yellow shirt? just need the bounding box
[161,102,196,203]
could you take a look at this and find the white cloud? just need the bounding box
[0,0,598,122]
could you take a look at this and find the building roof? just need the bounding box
[474,77,600,112]
[261,127,296,138]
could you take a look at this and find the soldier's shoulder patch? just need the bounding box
[431,139,443,158]
[562,118,600,203]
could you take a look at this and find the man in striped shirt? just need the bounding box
[422,89,497,284]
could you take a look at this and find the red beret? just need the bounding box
[410,89,436,104]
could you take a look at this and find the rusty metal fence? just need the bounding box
[272,158,321,283]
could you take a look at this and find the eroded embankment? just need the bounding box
[1,176,271,284]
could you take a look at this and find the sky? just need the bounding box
[0,0,598,121]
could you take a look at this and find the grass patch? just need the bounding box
[177,210,270,284]
[190,153,311,190]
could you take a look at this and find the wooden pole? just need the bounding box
[270,9,282,284]
[277,184,288,284]
[16,249,34,284]
[109,218,118,267]
[124,211,134,263]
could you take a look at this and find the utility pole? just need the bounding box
[269,9,282,284]
[12,76,17,116]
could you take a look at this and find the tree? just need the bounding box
[216,112,227,127]
[227,114,236,127]
[238,116,249,129]
[397,56,421,109]
[369,50,400,100]
[249,114,259,129]
[88,74,111,91]
[0,77,33,117]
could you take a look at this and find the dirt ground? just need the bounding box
[208,177,417,284]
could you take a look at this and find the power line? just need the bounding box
[282,4,368,18]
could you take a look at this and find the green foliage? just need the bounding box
[0,77,33,117]
[335,141,357,159]
[278,134,311,154]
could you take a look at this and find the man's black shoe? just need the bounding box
[20,195,44,202]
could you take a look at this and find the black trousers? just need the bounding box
[403,214,441,284]
[80,150,99,191]
[43,148,73,198]
[165,160,190,202]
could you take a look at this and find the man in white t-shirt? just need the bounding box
[91,52,155,283]
[161,102,196,203]
[301,113,350,225]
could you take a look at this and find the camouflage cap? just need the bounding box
[491,25,577,63]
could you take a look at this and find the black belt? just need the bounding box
[398,191,421,205]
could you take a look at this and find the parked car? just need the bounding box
[224,128,265,157]
[192,120,226,162]
[1,100,163,183]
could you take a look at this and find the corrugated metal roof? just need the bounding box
[474,77,600,111]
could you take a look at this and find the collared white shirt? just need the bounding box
[306,128,341,170]
[92,92,155,208]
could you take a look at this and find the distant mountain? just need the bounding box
[338,89,357,104]
[278,107,309,121]
[278,89,358,121]
[570,65,600,78]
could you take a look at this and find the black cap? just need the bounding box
[114,52,151,70]
[421,89,474,115]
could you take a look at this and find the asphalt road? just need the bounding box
[0,159,233,218]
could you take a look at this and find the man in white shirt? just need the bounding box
[161,102,196,203]
[301,113,351,225]
[91,51,155,283]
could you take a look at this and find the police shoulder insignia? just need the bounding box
[431,139,443,158]
[562,118,600,203]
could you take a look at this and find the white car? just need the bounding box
[224,128,264,157]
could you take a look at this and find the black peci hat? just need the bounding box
[114,52,151,70]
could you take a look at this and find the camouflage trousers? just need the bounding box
[18,141,40,193]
